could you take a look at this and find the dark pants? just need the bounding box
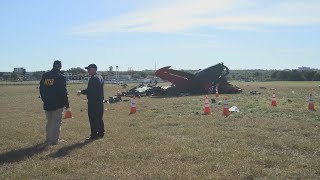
[88,102,104,137]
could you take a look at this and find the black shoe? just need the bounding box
[98,133,104,138]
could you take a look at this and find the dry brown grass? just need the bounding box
[0,81,320,179]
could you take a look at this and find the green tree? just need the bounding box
[11,72,19,81]
[32,71,45,80]
[277,71,290,80]
[100,71,115,80]
[139,71,147,78]
[303,71,316,81]
[313,72,320,81]
[130,72,144,79]
[271,71,278,80]
[3,73,10,81]
[253,71,262,81]
[67,67,86,76]
[289,70,304,81]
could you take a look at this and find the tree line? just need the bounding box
[1,68,319,82]
[270,70,320,81]
[0,67,155,81]
[227,70,320,81]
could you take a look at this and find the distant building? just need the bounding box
[2,72,12,78]
[24,72,35,80]
[297,67,311,71]
[14,68,26,75]
[119,75,132,80]
[81,76,90,82]
[63,72,72,80]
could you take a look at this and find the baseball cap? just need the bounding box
[53,60,62,67]
[85,64,97,70]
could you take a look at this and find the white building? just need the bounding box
[13,68,26,74]
[63,72,72,80]
[297,67,311,71]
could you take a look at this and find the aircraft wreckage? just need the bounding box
[119,63,242,98]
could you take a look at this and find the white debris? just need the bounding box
[229,106,240,112]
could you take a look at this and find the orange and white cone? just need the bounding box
[215,86,219,97]
[223,97,229,117]
[130,96,137,114]
[271,92,277,107]
[203,95,211,115]
[63,108,73,119]
[308,94,315,111]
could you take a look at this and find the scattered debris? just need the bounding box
[211,98,216,103]
[121,83,128,88]
[155,63,242,95]
[250,91,261,95]
[229,106,240,112]
[124,85,163,97]
[119,63,243,98]
[108,96,122,103]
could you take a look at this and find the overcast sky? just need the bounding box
[1,0,319,72]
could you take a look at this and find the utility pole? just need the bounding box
[116,66,119,80]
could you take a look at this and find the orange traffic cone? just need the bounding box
[271,92,277,107]
[215,86,219,97]
[203,95,211,115]
[130,96,137,114]
[63,108,73,119]
[308,94,315,111]
[223,97,229,117]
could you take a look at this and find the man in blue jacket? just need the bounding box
[40,60,69,145]
[78,64,105,140]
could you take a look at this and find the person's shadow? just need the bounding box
[0,140,94,164]
[48,140,93,158]
[0,143,48,165]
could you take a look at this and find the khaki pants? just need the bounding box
[45,108,63,144]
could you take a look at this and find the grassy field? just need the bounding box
[0,81,320,179]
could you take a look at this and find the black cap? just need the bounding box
[53,60,62,67]
[85,64,97,70]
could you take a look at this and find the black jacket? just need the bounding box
[39,69,69,111]
[81,73,104,104]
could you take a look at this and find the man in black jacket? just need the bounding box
[39,60,69,145]
[78,64,105,140]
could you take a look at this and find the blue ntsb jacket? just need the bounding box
[39,69,69,111]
